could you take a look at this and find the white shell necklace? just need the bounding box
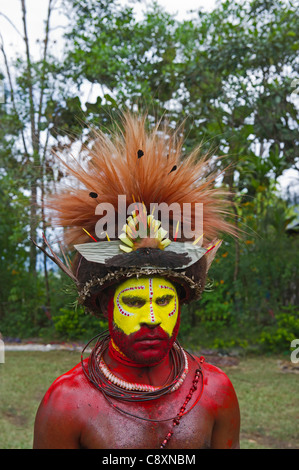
[97,344,189,393]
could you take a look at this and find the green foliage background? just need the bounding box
[0,0,298,353]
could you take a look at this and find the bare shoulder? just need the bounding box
[193,354,235,381]
[192,356,240,448]
[33,359,94,448]
[201,359,235,383]
[43,360,88,402]
[193,356,239,408]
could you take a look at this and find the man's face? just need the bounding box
[109,277,180,365]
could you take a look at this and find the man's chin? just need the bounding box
[130,343,170,365]
[111,325,174,366]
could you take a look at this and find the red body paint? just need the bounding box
[34,298,240,449]
[34,356,240,449]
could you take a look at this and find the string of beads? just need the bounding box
[160,367,202,448]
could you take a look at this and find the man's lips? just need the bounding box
[135,338,166,347]
[135,335,166,341]
[133,327,169,348]
[134,329,169,343]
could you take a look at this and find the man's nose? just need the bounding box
[139,305,162,326]
[140,320,161,329]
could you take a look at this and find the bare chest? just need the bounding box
[79,388,214,449]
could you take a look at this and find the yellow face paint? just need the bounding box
[113,277,179,337]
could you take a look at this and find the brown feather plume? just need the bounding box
[46,113,237,249]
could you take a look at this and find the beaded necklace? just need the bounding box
[160,366,203,448]
[98,347,189,393]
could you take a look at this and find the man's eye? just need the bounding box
[122,298,145,308]
[156,297,172,306]
[130,301,143,307]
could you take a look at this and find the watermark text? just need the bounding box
[290,339,299,364]
[0,339,4,363]
[0,80,5,104]
[94,196,203,241]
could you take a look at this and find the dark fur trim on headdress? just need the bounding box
[104,248,191,269]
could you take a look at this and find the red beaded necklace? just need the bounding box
[160,363,204,448]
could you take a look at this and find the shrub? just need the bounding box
[257,306,299,352]
[52,307,107,340]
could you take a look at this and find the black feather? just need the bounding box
[168,165,177,174]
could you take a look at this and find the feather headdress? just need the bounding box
[39,113,236,315]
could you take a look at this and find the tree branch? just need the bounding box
[0,12,23,39]
[20,0,37,152]
[37,0,54,144]
[0,33,29,157]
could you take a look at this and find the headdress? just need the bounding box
[34,113,235,316]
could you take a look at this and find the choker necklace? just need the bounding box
[98,346,189,393]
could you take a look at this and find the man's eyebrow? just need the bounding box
[156,294,174,301]
[121,295,146,301]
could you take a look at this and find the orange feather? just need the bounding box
[46,113,237,248]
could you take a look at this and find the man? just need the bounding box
[33,113,240,449]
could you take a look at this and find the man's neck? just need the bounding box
[103,346,173,388]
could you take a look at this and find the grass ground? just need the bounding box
[0,351,298,449]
